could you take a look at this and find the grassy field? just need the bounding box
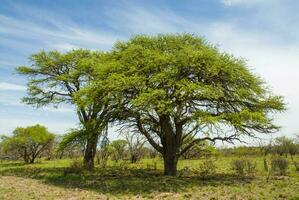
[0,156,298,200]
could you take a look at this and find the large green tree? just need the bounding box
[17,49,112,170]
[1,124,54,163]
[93,34,285,176]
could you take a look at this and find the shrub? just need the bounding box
[231,158,256,176]
[199,158,217,178]
[271,157,288,176]
[231,159,246,175]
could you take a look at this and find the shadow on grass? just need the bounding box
[0,163,254,196]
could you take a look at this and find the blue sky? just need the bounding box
[1,0,298,142]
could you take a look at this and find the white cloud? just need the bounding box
[220,0,268,6]
[0,82,26,91]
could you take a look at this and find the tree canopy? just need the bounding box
[17,49,113,170]
[89,34,285,175]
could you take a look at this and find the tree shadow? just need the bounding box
[0,163,255,196]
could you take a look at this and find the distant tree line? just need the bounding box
[1,124,298,167]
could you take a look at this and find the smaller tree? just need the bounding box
[109,139,127,162]
[122,131,146,163]
[1,124,55,163]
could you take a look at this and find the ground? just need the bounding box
[0,157,298,200]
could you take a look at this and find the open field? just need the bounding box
[0,157,298,200]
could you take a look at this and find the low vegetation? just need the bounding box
[0,156,298,199]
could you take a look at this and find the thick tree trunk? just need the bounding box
[131,154,137,163]
[83,133,98,170]
[163,153,178,176]
[159,115,181,176]
[162,138,179,176]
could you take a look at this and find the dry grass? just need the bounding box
[0,176,107,200]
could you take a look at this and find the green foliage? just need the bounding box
[222,146,262,157]
[1,124,55,163]
[271,157,289,176]
[58,128,86,153]
[17,49,96,106]
[108,140,128,162]
[103,34,284,122]
[181,139,217,159]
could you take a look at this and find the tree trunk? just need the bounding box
[29,157,35,163]
[83,133,98,170]
[159,115,180,176]
[163,153,178,176]
[23,149,30,163]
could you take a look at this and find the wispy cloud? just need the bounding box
[220,0,269,6]
[0,82,26,91]
[106,5,204,35]
[0,12,120,52]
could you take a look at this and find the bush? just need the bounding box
[199,158,217,178]
[231,158,256,176]
[271,157,288,176]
